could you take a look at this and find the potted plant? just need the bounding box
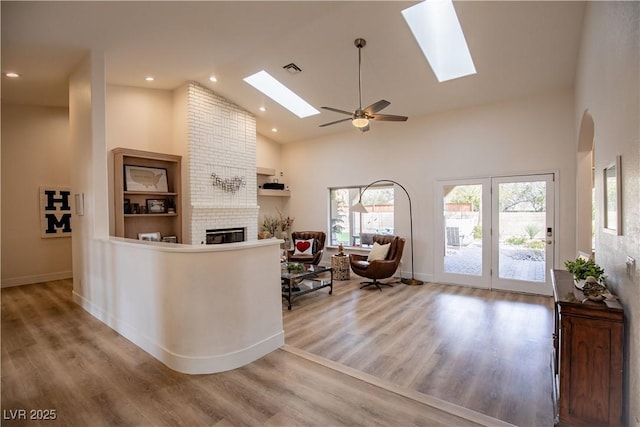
[261,208,294,237]
[564,257,605,283]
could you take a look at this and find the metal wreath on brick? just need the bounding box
[211,173,246,194]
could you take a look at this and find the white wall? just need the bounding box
[106,85,176,235]
[106,85,174,154]
[1,104,72,286]
[575,3,640,424]
[256,132,290,232]
[257,132,282,174]
[282,89,577,280]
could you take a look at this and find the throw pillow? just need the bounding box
[294,238,314,255]
[367,241,390,262]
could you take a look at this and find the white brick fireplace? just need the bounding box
[184,82,259,245]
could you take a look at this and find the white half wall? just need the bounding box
[73,238,284,374]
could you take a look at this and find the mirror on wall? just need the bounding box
[603,155,622,235]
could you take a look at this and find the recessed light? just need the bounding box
[271,128,278,133]
[4,72,20,78]
[209,75,218,82]
[402,0,476,82]
[259,107,266,112]
[145,76,155,82]
[243,70,319,118]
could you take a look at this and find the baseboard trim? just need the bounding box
[282,345,516,427]
[73,290,285,375]
[1,271,73,288]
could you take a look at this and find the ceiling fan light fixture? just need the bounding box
[352,117,369,128]
[319,38,408,131]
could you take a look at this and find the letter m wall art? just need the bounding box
[39,186,72,238]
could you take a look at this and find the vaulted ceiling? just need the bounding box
[1,1,586,143]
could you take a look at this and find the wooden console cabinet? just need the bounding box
[113,148,182,242]
[551,269,624,427]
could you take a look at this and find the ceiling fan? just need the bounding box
[319,38,408,132]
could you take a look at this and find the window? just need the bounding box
[329,185,394,247]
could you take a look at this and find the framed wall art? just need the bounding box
[146,199,167,214]
[603,155,622,235]
[39,186,72,238]
[138,232,161,242]
[124,165,169,192]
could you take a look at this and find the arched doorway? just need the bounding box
[576,110,594,256]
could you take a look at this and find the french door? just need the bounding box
[435,174,555,295]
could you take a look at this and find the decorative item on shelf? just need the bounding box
[582,279,608,302]
[261,207,294,239]
[146,199,167,214]
[138,231,161,242]
[564,256,605,283]
[351,179,423,285]
[565,256,612,302]
[166,198,176,214]
[280,230,291,250]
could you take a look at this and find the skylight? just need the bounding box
[401,0,476,82]
[243,70,319,118]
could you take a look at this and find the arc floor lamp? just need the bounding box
[351,179,423,286]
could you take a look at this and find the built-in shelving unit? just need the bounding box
[113,148,182,242]
[257,166,290,197]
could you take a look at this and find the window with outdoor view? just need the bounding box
[329,185,394,247]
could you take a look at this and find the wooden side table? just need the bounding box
[331,255,350,280]
[551,269,623,427]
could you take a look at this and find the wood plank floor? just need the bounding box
[2,279,503,427]
[283,273,555,427]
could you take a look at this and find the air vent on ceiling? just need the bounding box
[282,63,302,74]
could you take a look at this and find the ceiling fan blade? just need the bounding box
[363,99,390,115]
[321,106,353,116]
[370,114,408,122]
[319,117,352,127]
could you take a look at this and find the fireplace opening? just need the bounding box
[206,228,246,244]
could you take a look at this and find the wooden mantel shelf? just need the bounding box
[257,167,275,176]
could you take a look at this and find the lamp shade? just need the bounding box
[350,201,368,213]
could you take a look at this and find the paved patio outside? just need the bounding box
[444,240,545,282]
